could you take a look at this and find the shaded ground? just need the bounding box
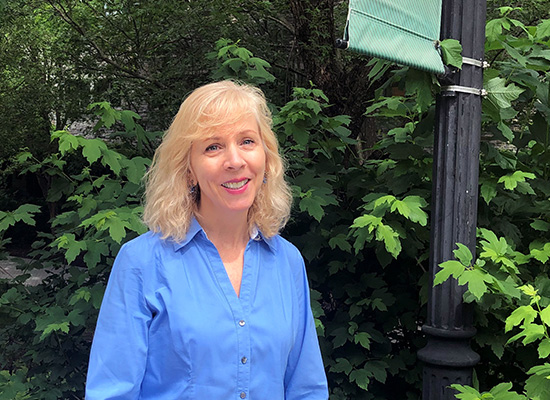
[0,257,50,285]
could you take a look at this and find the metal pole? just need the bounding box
[417,0,487,399]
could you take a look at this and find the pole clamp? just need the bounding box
[462,57,490,69]
[441,85,487,96]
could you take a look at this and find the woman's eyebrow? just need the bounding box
[238,129,260,135]
[202,135,222,142]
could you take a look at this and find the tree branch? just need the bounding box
[46,0,165,89]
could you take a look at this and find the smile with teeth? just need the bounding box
[221,179,250,189]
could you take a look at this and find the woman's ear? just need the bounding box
[188,170,196,186]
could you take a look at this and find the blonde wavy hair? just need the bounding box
[143,80,292,242]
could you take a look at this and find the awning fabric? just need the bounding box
[342,0,445,74]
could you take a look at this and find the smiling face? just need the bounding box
[189,114,267,222]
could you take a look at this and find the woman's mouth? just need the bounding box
[221,179,250,189]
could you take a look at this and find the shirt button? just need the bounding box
[240,392,246,399]
[238,320,245,327]
[241,356,247,364]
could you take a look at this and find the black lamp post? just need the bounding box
[417,0,487,398]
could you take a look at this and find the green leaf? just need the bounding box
[536,19,550,40]
[0,370,30,400]
[350,368,370,391]
[540,305,550,327]
[373,194,396,209]
[120,109,140,131]
[479,231,514,266]
[53,130,79,155]
[459,269,490,300]
[494,277,522,300]
[528,363,550,376]
[81,209,131,244]
[505,305,537,332]
[454,243,473,266]
[522,324,545,345]
[352,227,372,255]
[440,39,463,69]
[101,149,123,175]
[498,171,536,190]
[299,196,324,222]
[34,306,68,341]
[489,382,526,399]
[371,298,387,311]
[525,370,550,400]
[375,223,402,258]
[88,101,120,128]
[486,18,505,42]
[40,321,70,341]
[365,360,387,383]
[16,151,33,163]
[531,220,550,232]
[450,384,482,400]
[480,179,498,204]
[0,287,22,305]
[80,138,107,165]
[84,240,110,268]
[0,204,41,231]
[498,120,515,142]
[485,77,524,109]
[531,243,550,264]
[69,288,91,305]
[331,358,353,374]
[330,327,349,348]
[53,233,87,264]
[538,339,550,359]
[390,196,428,226]
[122,157,150,185]
[520,284,539,298]
[434,260,465,285]
[90,284,106,309]
[404,71,433,113]
[67,309,86,327]
[354,332,371,350]
[352,214,382,230]
[328,234,351,252]
[78,196,98,218]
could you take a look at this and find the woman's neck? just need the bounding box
[195,211,250,251]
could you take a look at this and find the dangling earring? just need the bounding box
[189,177,198,195]
[263,175,267,184]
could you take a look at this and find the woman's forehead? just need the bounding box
[197,115,260,138]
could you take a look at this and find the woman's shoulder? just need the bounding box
[120,230,166,252]
[269,235,305,266]
[115,231,173,267]
[269,234,296,252]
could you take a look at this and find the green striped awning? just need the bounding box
[342,0,445,74]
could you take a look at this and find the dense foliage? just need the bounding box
[0,2,549,400]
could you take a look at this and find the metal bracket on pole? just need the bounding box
[441,85,487,96]
[462,56,490,69]
[335,39,349,49]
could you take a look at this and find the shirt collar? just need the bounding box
[172,217,276,253]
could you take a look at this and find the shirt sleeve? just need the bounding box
[284,251,329,400]
[85,241,153,400]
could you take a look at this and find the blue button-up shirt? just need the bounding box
[86,218,328,399]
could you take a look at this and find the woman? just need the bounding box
[86,81,328,399]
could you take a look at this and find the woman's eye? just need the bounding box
[242,139,254,146]
[205,144,219,152]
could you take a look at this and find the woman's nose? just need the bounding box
[224,145,245,169]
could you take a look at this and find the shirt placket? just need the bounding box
[202,235,256,399]
[235,240,257,400]
[235,316,250,399]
